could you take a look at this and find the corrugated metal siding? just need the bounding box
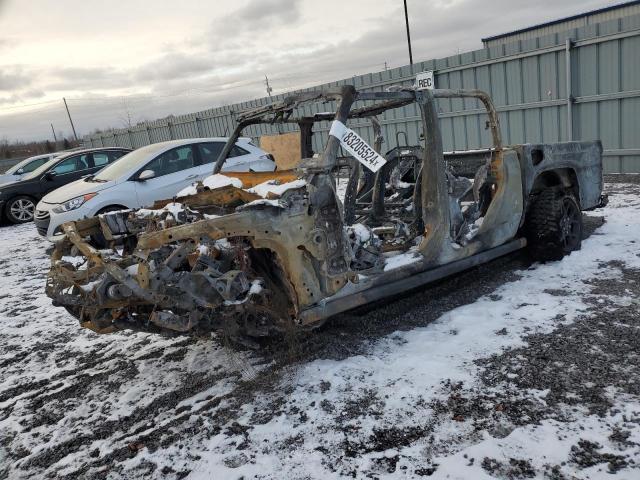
[483,2,640,48]
[84,13,640,173]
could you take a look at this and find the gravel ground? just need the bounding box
[0,175,639,479]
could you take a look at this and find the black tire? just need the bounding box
[5,195,36,224]
[525,187,583,262]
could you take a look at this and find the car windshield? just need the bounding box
[22,156,65,180]
[93,144,177,182]
[6,155,48,174]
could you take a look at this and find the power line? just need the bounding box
[0,99,60,111]
[63,78,271,104]
[0,103,65,119]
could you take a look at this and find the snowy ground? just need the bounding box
[1,177,640,479]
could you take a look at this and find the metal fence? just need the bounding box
[84,13,640,173]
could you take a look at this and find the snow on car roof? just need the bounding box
[138,137,252,150]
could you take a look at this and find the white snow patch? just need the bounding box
[238,199,283,209]
[248,280,263,295]
[176,185,198,197]
[204,174,242,190]
[248,179,306,198]
[349,223,371,243]
[163,202,184,219]
[176,174,243,198]
[136,202,188,220]
[223,280,264,305]
[179,185,640,479]
[383,249,422,271]
[2,183,640,479]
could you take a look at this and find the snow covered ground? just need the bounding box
[1,178,639,479]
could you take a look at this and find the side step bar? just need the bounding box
[299,238,527,325]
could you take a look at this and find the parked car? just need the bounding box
[35,137,275,241]
[0,147,131,224]
[0,153,59,186]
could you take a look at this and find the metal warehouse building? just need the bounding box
[85,1,640,173]
[482,1,640,48]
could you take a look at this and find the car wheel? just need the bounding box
[5,196,36,224]
[525,187,583,262]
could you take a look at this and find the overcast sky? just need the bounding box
[0,0,624,142]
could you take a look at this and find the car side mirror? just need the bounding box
[138,169,156,181]
[16,168,24,174]
[42,171,57,181]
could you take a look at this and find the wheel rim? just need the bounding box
[10,198,35,221]
[559,198,581,250]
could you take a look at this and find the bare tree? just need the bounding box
[0,137,10,159]
[56,131,64,150]
[118,97,134,129]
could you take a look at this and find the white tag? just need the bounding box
[415,70,434,90]
[329,120,386,173]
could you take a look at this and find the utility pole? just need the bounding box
[50,123,58,144]
[384,61,388,71]
[264,75,273,98]
[63,97,78,142]
[403,0,413,65]
[265,75,282,133]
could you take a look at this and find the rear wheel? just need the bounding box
[5,196,36,224]
[525,187,582,262]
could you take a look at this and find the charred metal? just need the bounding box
[45,86,604,344]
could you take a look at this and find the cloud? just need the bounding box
[0,0,624,141]
[135,51,236,83]
[43,66,132,91]
[0,89,44,106]
[229,0,301,27]
[209,0,302,41]
[0,69,31,91]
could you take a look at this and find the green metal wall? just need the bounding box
[85,13,640,173]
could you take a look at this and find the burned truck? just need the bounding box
[46,86,604,342]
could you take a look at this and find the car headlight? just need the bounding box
[52,193,98,214]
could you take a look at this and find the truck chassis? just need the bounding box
[46,86,604,344]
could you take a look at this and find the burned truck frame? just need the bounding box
[46,85,604,341]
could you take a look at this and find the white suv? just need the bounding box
[35,137,274,241]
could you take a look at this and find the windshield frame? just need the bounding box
[6,154,51,175]
[93,144,169,182]
[212,89,416,175]
[22,156,66,181]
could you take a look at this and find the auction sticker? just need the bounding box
[329,120,386,172]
